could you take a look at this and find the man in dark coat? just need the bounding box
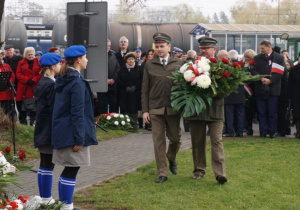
[115,36,130,68]
[288,58,300,138]
[115,36,130,109]
[186,37,227,184]
[223,50,245,137]
[3,45,23,89]
[251,40,285,139]
[97,39,120,115]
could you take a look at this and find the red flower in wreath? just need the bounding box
[209,57,218,63]
[239,61,245,67]
[222,71,230,78]
[18,150,26,161]
[222,58,230,64]
[5,146,11,153]
[249,59,256,66]
[233,62,240,68]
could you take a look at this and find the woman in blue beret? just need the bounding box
[51,45,98,210]
[34,52,62,205]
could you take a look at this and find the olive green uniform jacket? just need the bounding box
[185,97,225,122]
[142,54,183,115]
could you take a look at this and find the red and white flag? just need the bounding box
[271,63,284,75]
[244,84,253,96]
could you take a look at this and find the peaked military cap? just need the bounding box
[173,47,183,53]
[134,47,142,52]
[198,37,217,46]
[153,32,171,43]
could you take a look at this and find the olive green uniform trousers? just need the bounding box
[190,120,226,178]
[150,114,181,177]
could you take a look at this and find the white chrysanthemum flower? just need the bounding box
[204,71,210,76]
[121,121,125,125]
[198,59,211,72]
[127,119,130,122]
[107,116,111,120]
[179,63,189,73]
[183,70,195,82]
[114,121,119,125]
[197,75,211,89]
[114,114,119,118]
[120,114,124,118]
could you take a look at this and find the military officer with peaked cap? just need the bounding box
[173,47,183,58]
[186,36,228,184]
[142,32,183,183]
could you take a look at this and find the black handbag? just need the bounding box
[22,86,36,111]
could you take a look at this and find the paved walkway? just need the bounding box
[6,123,296,199]
[7,126,192,199]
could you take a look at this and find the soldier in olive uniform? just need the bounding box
[186,37,227,184]
[142,32,183,183]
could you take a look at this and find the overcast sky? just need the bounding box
[27,0,277,17]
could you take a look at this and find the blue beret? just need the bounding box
[35,51,43,56]
[64,45,87,60]
[173,47,183,53]
[39,53,62,66]
[134,47,142,52]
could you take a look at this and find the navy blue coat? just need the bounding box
[52,68,98,149]
[34,76,55,148]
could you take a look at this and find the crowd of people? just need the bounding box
[1,33,300,205]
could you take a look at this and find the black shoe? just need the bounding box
[155,176,168,183]
[216,175,227,184]
[222,133,234,137]
[295,133,300,139]
[235,134,243,137]
[277,133,285,137]
[260,134,267,138]
[270,134,277,139]
[246,129,253,136]
[168,159,177,175]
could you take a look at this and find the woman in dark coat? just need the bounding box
[33,53,62,205]
[16,47,42,125]
[118,52,143,128]
[52,45,98,209]
[289,58,300,138]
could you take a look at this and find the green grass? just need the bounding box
[74,137,300,209]
[0,124,132,162]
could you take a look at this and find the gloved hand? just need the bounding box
[27,79,34,86]
[126,86,132,92]
[130,86,136,92]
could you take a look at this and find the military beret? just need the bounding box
[134,47,142,52]
[35,51,43,56]
[153,32,171,43]
[198,37,218,46]
[64,45,87,60]
[39,53,62,66]
[173,47,183,53]
[4,44,13,50]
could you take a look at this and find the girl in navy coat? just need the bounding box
[51,45,98,210]
[34,53,62,204]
